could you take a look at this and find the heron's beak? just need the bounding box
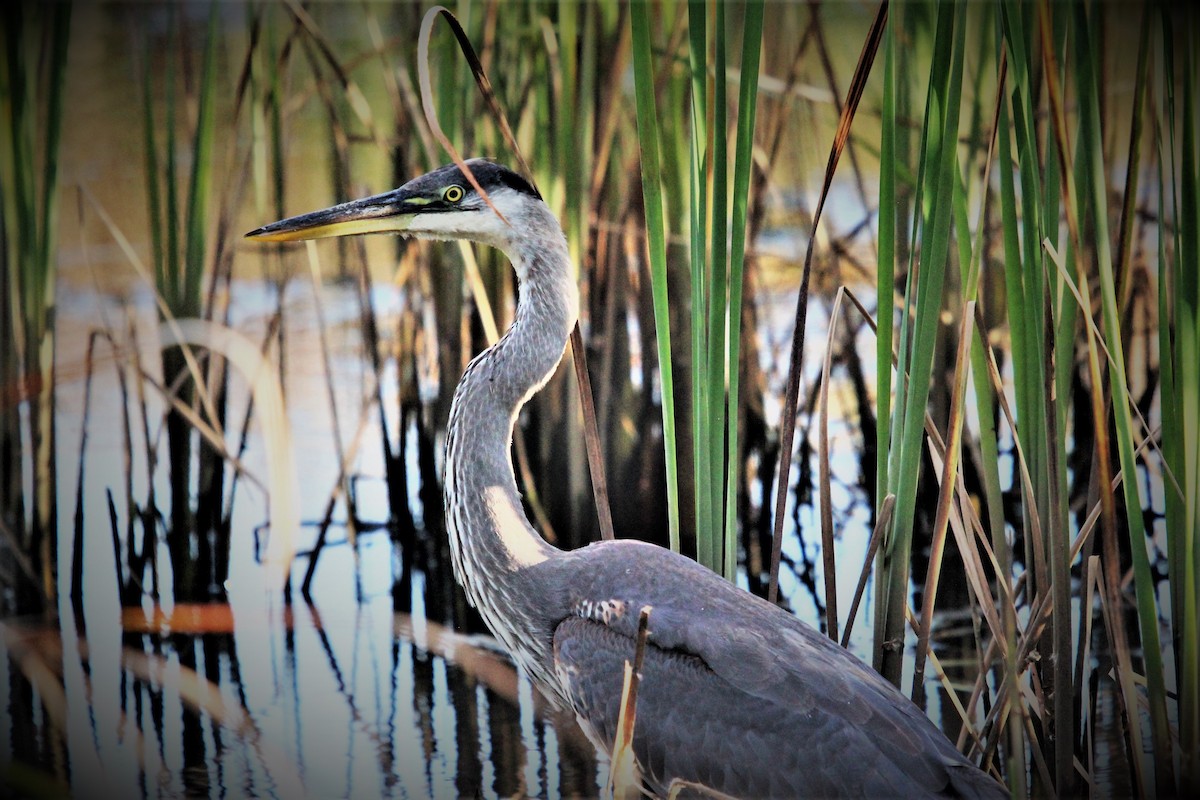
[244,189,419,243]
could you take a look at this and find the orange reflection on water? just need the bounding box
[120,603,295,635]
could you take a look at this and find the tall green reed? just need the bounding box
[1154,5,1199,793]
[139,4,224,600]
[0,2,71,613]
[630,0,681,553]
[1039,0,1172,791]
[631,0,763,575]
[875,0,966,687]
[869,2,1198,795]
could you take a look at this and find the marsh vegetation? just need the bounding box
[1,1,1196,797]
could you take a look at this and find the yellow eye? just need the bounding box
[444,185,464,203]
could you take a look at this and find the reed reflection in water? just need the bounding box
[0,281,601,799]
[3,578,599,798]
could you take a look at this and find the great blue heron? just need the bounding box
[247,159,1007,798]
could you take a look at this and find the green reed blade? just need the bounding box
[0,1,71,603]
[998,0,1053,632]
[575,3,597,253]
[1067,3,1172,792]
[879,1,966,689]
[163,8,182,310]
[876,4,896,517]
[910,40,1006,705]
[1045,184,1077,797]
[1039,9,1075,789]
[874,3,907,661]
[36,5,69,292]
[141,44,166,296]
[631,0,680,553]
[1159,5,1200,791]
[1181,37,1200,800]
[966,21,1027,785]
[3,9,35,318]
[182,5,219,319]
[686,0,712,568]
[702,0,728,574]
[1011,0,1053,588]
[724,0,763,582]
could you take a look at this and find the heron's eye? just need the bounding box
[443,185,465,203]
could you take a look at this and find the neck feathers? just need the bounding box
[443,200,577,615]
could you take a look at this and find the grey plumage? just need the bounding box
[247,159,1008,799]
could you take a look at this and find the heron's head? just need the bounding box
[245,159,543,251]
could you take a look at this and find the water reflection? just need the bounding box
[17,591,599,799]
[1,278,612,798]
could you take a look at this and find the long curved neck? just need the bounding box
[444,205,578,622]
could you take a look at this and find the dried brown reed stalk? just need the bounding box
[769,0,889,603]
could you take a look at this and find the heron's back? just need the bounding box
[532,540,1006,799]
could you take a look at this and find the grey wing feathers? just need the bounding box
[554,616,799,797]
[548,541,1007,799]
